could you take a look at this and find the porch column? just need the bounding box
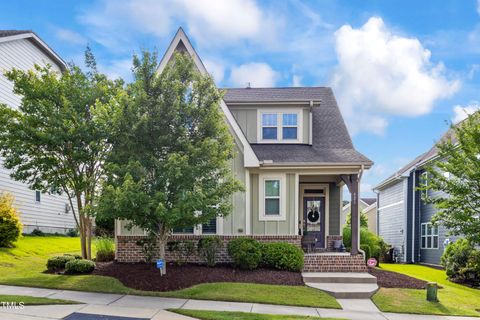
[340,174,360,255]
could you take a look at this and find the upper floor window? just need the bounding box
[262,113,278,140]
[260,111,301,142]
[35,190,41,203]
[420,172,429,199]
[421,222,438,249]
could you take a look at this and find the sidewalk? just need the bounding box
[0,285,477,320]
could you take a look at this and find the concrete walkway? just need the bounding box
[0,285,478,320]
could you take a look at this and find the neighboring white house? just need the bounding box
[0,30,76,234]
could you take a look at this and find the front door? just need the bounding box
[303,197,325,248]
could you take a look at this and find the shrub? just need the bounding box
[46,255,76,271]
[343,226,386,259]
[441,239,480,284]
[66,228,79,237]
[198,236,222,267]
[64,253,82,260]
[65,259,95,274]
[227,237,262,270]
[262,242,304,272]
[0,193,22,247]
[30,228,45,236]
[136,233,157,263]
[360,244,372,260]
[95,237,115,262]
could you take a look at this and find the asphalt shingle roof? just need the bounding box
[0,30,32,38]
[223,87,372,165]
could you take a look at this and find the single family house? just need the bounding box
[115,28,373,272]
[0,30,77,234]
[373,125,460,265]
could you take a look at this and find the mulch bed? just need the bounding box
[93,262,303,291]
[368,267,430,289]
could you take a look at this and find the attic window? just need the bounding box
[262,114,277,139]
[259,111,301,142]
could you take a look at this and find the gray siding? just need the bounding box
[228,105,309,144]
[223,148,246,235]
[328,182,341,235]
[419,185,451,265]
[229,108,257,142]
[0,38,75,233]
[377,179,407,260]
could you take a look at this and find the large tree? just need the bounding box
[422,112,480,245]
[0,51,124,258]
[98,51,243,273]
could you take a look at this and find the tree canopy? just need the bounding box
[0,51,124,258]
[422,112,480,245]
[97,51,243,270]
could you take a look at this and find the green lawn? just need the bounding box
[165,283,340,308]
[372,264,480,317]
[170,309,343,320]
[0,236,339,309]
[0,294,80,305]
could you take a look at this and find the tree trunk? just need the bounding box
[86,217,92,260]
[158,237,166,275]
[76,195,88,259]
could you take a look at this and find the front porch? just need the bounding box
[296,173,361,255]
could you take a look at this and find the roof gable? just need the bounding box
[156,28,259,167]
[0,30,66,71]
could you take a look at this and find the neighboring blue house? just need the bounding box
[373,126,459,266]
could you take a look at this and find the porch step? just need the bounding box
[305,282,379,299]
[302,272,377,284]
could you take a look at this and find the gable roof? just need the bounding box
[0,30,66,71]
[374,121,461,190]
[156,28,259,167]
[223,87,372,167]
[224,87,325,103]
[362,198,377,206]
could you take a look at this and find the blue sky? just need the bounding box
[1,0,479,196]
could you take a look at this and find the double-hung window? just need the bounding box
[421,222,439,249]
[264,180,280,216]
[262,113,278,140]
[282,113,298,140]
[260,111,300,142]
[260,175,285,221]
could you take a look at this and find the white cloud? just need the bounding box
[203,58,225,84]
[332,17,460,135]
[55,28,87,45]
[97,58,133,81]
[229,62,279,87]
[452,102,480,123]
[79,0,278,50]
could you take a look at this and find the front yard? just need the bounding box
[372,264,480,317]
[0,236,340,309]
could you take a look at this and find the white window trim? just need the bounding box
[421,172,429,199]
[259,174,287,221]
[421,222,439,249]
[257,109,303,143]
[35,190,41,204]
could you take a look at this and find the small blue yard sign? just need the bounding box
[156,259,165,276]
[156,259,164,269]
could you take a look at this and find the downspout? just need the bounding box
[358,164,366,259]
[309,100,313,145]
[411,167,417,263]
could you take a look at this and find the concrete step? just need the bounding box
[305,282,379,299]
[302,272,377,284]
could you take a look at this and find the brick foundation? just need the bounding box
[116,235,302,263]
[303,253,367,272]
